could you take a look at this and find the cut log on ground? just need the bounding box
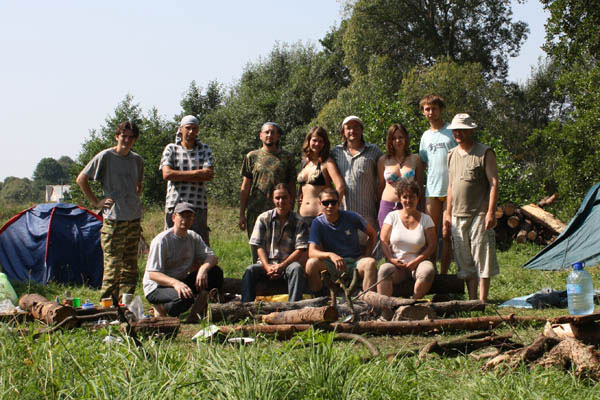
[507,215,521,229]
[19,294,78,327]
[208,297,330,323]
[520,204,566,235]
[392,305,436,321]
[261,306,338,325]
[503,203,516,217]
[394,274,464,297]
[126,316,180,338]
[495,206,504,219]
[222,275,464,298]
[219,315,545,338]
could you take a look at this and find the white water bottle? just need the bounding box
[567,262,594,315]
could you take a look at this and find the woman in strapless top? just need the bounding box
[377,123,424,228]
[297,127,345,227]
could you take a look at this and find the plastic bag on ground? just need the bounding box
[127,295,144,320]
[0,299,16,313]
[0,273,18,305]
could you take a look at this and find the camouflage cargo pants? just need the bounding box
[100,218,141,300]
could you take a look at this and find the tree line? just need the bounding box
[8,0,598,222]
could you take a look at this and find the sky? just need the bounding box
[0,1,549,182]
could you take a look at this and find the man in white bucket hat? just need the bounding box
[443,113,499,303]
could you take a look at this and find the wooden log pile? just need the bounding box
[494,194,566,248]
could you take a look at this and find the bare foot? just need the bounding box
[186,290,209,323]
[152,304,167,317]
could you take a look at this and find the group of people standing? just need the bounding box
[77,94,499,321]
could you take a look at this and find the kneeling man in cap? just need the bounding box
[143,202,223,322]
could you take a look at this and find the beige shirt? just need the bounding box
[448,142,493,217]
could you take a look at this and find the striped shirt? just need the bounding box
[331,143,383,227]
[249,209,308,263]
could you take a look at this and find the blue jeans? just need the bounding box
[241,262,306,302]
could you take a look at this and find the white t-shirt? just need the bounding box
[383,211,434,262]
[142,228,215,296]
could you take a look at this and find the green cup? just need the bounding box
[72,298,81,308]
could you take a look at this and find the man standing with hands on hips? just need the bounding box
[77,120,144,301]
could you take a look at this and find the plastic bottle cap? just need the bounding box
[573,262,584,270]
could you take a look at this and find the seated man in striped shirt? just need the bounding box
[241,184,309,302]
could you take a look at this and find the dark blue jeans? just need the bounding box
[241,262,305,302]
[146,266,223,317]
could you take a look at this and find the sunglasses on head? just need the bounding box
[321,200,338,207]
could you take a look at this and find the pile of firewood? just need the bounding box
[494,193,566,248]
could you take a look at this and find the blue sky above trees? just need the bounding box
[0,1,547,181]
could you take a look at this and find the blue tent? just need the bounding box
[0,203,103,287]
[524,182,600,270]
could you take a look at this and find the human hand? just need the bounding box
[95,197,114,209]
[329,254,347,272]
[443,213,452,238]
[390,258,405,268]
[196,169,215,181]
[196,267,209,291]
[405,259,419,271]
[239,215,246,231]
[485,211,496,230]
[265,263,282,280]
[173,280,193,299]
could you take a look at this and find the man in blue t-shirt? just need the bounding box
[306,188,378,294]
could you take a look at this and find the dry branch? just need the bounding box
[219,315,545,338]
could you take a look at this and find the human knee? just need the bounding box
[286,262,304,276]
[305,258,323,275]
[358,257,377,273]
[415,261,436,283]
[378,263,396,281]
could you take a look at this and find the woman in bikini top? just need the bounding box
[297,127,345,226]
[376,123,424,228]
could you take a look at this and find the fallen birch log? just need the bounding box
[261,306,338,325]
[218,315,545,338]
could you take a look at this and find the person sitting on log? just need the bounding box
[305,187,378,295]
[377,179,437,299]
[142,202,223,322]
[241,184,309,302]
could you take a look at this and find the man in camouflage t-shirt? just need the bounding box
[160,115,214,245]
[239,122,296,262]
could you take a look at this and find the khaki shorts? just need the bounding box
[451,215,499,279]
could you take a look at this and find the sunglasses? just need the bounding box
[321,200,338,207]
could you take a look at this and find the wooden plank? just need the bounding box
[521,204,567,235]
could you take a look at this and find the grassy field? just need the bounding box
[1,203,599,399]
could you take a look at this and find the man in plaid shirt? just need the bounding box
[241,184,309,302]
[160,115,214,245]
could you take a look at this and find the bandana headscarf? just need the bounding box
[176,115,201,145]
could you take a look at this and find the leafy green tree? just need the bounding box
[530,0,600,217]
[57,156,76,178]
[0,177,38,204]
[342,0,529,80]
[33,157,68,186]
[202,42,349,203]
[178,80,223,122]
